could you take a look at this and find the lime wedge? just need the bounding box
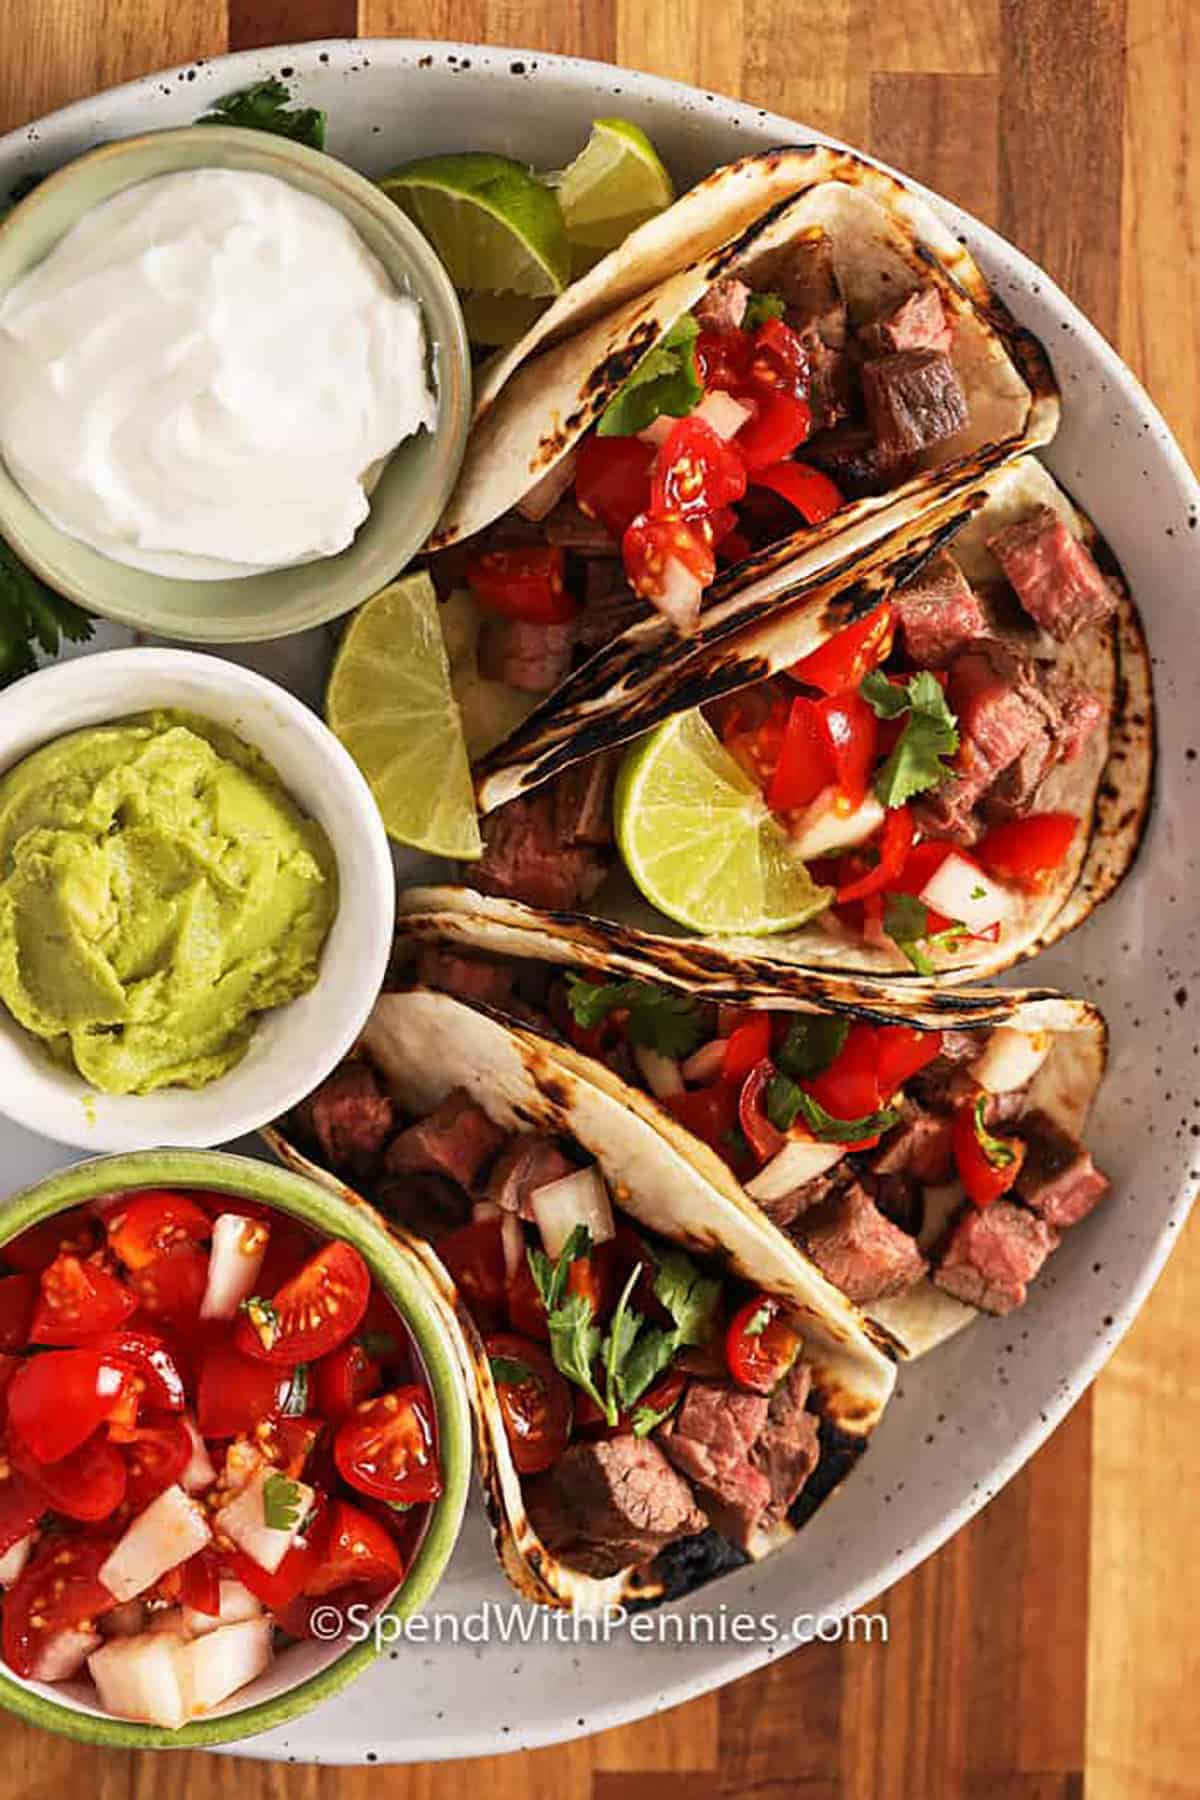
[379,153,570,298]
[327,574,482,860]
[460,290,550,347]
[614,711,833,935]
[555,118,675,272]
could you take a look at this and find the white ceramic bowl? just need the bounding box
[0,647,394,1151]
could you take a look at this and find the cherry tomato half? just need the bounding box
[236,1242,370,1367]
[105,1191,212,1272]
[2,1534,118,1678]
[120,1417,192,1512]
[952,1096,1027,1209]
[7,1349,133,1464]
[0,1469,45,1558]
[721,1014,772,1087]
[30,1254,137,1345]
[662,1080,741,1160]
[436,1219,507,1332]
[788,603,895,695]
[622,510,716,614]
[649,416,747,519]
[485,1333,573,1475]
[733,389,812,470]
[0,1274,36,1353]
[304,1499,403,1599]
[14,1431,128,1523]
[195,1333,292,1439]
[751,459,843,525]
[873,1025,944,1100]
[767,696,832,813]
[84,1327,187,1413]
[2,1214,100,1275]
[333,1388,442,1505]
[127,1245,209,1331]
[725,1295,802,1394]
[313,1339,382,1426]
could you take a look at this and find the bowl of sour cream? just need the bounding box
[0,127,471,642]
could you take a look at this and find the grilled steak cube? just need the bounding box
[541,498,618,553]
[694,277,750,333]
[915,642,1049,839]
[872,1102,955,1184]
[485,1135,577,1218]
[800,1181,927,1304]
[415,946,515,1011]
[660,1380,773,1549]
[478,615,575,694]
[982,668,1106,822]
[981,733,1060,823]
[862,349,968,462]
[797,329,857,433]
[774,229,848,346]
[755,1166,848,1232]
[986,506,1117,641]
[751,1360,820,1526]
[384,1087,507,1189]
[1046,669,1107,762]
[525,1434,707,1577]
[1014,1111,1111,1227]
[297,1062,394,1170]
[804,423,906,499]
[374,1172,472,1241]
[861,284,953,357]
[933,1200,1060,1314]
[872,1171,925,1238]
[471,790,610,911]
[892,554,990,667]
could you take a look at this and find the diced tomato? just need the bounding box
[662,1080,741,1159]
[105,1191,212,1272]
[264,1416,324,1480]
[128,1245,209,1331]
[725,1295,802,1394]
[649,416,747,519]
[748,316,809,396]
[953,1096,1026,1209]
[119,1417,192,1512]
[695,327,754,392]
[195,1333,291,1439]
[436,1219,507,1332]
[178,1547,222,1618]
[2,1214,100,1275]
[622,510,715,610]
[751,460,843,525]
[574,433,654,539]
[333,1388,441,1506]
[506,1252,549,1341]
[228,1538,318,1612]
[84,1327,186,1413]
[976,812,1080,891]
[767,696,832,812]
[2,1534,118,1677]
[836,805,915,904]
[788,603,895,695]
[304,1499,403,1599]
[805,1024,881,1125]
[484,1333,573,1476]
[732,389,812,470]
[313,1340,382,1427]
[466,545,576,624]
[236,1242,370,1367]
[722,1015,771,1087]
[738,1060,786,1166]
[814,690,878,807]
[14,1430,128,1522]
[7,1349,133,1464]
[0,1468,44,1556]
[30,1254,137,1345]
[874,1025,944,1100]
[0,1273,36,1353]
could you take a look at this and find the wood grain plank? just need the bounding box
[359,1,616,62]
[742,0,867,147]
[229,0,357,49]
[614,0,742,96]
[718,1638,844,1789]
[860,0,999,74]
[869,71,1000,226]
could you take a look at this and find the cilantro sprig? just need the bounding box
[198,77,326,150]
[0,541,92,686]
[597,315,702,438]
[861,669,960,808]
[774,1016,849,1083]
[742,290,786,328]
[262,1472,304,1532]
[565,975,706,1060]
[766,1075,900,1144]
[882,892,968,975]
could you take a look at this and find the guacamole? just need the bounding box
[0,710,339,1095]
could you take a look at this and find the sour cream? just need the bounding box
[0,168,438,579]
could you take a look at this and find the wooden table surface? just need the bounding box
[0,2,1193,1796]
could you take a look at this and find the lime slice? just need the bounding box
[460,290,550,347]
[614,711,833,935]
[555,118,675,272]
[379,153,570,298]
[327,574,482,860]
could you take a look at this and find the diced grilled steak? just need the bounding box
[525,1434,707,1577]
[804,424,905,499]
[933,1199,1059,1314]
[800,1181,927,1304]
[861,284,953,357]
[798,329,856,433]
[1045,669,1107,762]
[694,277,750,334]
[384,1087,507,1189]
[981,733,1060,823]
[982,667,1106,823]
[862,349,968,462]
[414,946,515,1010]
[373,1172,472,1241]
[1014,1111,1111,1227]
[541,499,618,554]
[297,1062,394,1170]
[660,1380,773,1548]
[872,1171,925,1238]
[873,1102,955,1184]
[470,790,610,911]
[751,1360,820,1525]
[478,615,574,694]
[914,642,1050,841]
[754,1166,848,1232]
[892,554,990,667]
[986,507,1117,641]
[485,1135,576,1217]
[554,754,616,848]
[774,230,848,346]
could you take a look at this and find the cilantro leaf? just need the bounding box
[0,541,93,687]
[528,1224,591,1314]
[973,1093,1017,1168]
[766,1075,900,1143]
[631,1395,683,1437]
[863,669,960,808]
[544,1291,606,1415]
[198,77,326,150]
[741,1302,773,1338]
[281,1362,310,1416]
[564,975,705,1059]
[603,1264,645,1419]
[882,892,968,975]
[774,1016,849,1083]
[262,1472,304,1532]
[490,1354,541,1388]
[742,290,786,328]
[615,1324,680,1411]
[650,1242,721,1347]
[597,315,702,437]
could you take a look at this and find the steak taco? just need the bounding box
[390,890,1112,1358]
[456,455,1152,981]
[266,990,896,1609]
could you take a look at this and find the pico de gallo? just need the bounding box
[401,947,1113,1324]
[291,1063,829,1575]
[0,1189,440,1729]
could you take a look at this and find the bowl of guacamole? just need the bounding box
[0,648,394,1151]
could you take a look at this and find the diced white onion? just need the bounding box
[789,790,886,861]
[88,1633,188,1727]
[648,557,703,633]
[100,1486,212,1603]
[530,1166,615,1260]
[179,1617,273,1716]
[200,1214,268,1322]
[695,390,754,440]
[0,1532,33,1589]
[215,1468,314,1576]
[633,1045,684,1098]
[516,448,578,521]
[472,1199,502,1223]
[182,1580,263,1641]
[180,1415,217,1495]
[746,1137,844,1203]
[500,1210,526,1284]
[969,1026,1051,1094]
[919,852,1009,936]
[681,1039,729,1084]
[32,1628,101,1684]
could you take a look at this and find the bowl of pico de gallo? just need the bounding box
[0,1148,473,1748]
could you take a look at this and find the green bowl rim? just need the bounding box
[0,1147,474,1749]
[0,124,472,644]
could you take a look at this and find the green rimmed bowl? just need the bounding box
[0,1148,474,1750]
[0,126,471,643]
